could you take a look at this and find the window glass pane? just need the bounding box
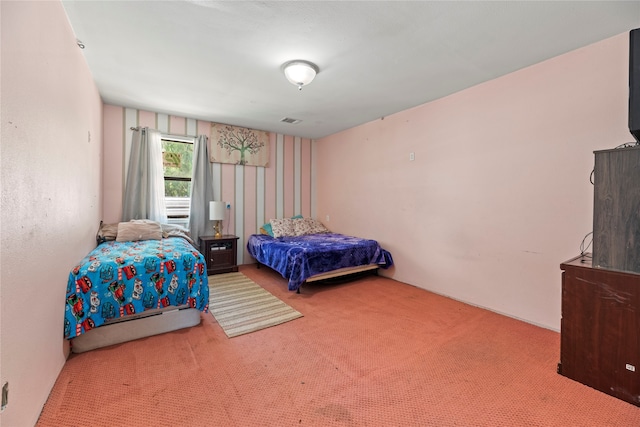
[165,179,191,198]
[162,140,193,179]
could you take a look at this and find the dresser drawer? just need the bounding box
[208,241,233,252]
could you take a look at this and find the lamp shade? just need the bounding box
[283,60,319,89]
[209,201,226,221]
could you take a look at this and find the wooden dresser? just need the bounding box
[559,254,640,406]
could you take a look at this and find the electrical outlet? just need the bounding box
[409,152,415,161]
[226,203,231,210]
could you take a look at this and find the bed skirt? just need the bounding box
[70,306,201,353]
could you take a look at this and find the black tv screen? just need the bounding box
[630,28,640,142]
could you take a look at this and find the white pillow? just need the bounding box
[116,220,163,242]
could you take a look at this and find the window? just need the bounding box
[162,135,195,228]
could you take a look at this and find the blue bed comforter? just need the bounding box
[65,237,209,339]
[247,233,393,291]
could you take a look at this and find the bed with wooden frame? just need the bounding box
[247,217,393,292]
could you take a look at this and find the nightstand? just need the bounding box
[199,235,239,275]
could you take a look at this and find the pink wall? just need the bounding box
[1,2,103,426]
[2,5,631,424]
[316,33,631,331]
[102,107,315,263]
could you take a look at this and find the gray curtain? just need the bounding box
[122,127,167,223]
[188,134,215,249]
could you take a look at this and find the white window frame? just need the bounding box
[162,134,195,228]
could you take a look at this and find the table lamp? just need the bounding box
[209,201,226,238]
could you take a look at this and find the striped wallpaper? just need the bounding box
[102,105,317,264]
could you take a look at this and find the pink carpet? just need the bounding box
[37,265,640,426]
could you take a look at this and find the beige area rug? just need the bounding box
[208,272,303,338]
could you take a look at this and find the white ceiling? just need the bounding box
[62,1,640,139]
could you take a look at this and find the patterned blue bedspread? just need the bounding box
[65,237,209,339]
[246,233,393,291]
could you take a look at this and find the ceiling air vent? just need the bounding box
[280,117,301,124]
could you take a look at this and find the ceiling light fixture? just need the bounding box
[283,60,319,91]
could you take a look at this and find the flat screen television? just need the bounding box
[630,28,640,143]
